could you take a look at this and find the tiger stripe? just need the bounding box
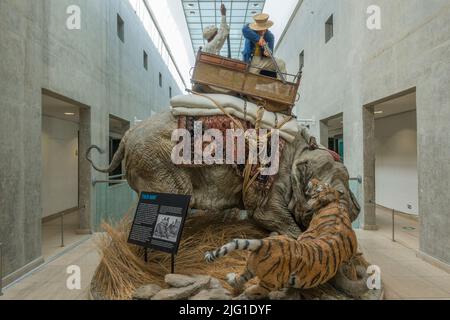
[204,179,359,298]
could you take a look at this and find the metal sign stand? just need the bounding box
[143,249,175,274]
[171,253,175,274]
[392,208,396,242]
[0,243,3,296]
[60,212,65,248]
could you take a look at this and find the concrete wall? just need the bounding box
[375,111,418,215]
[41,116,79,218]
[276,0,450,264]
[0,0,183,282]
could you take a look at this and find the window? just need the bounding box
[117,14,125,43]
[159,72,162,87]
[325,15,334,43]
[109,115,130,185]
[143,51,148,70]
[169,86,172,98]
[299,50,305,70]
[109,137,122,181]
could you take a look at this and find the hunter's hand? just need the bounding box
[221,4,226,16]
[258,38,267,47]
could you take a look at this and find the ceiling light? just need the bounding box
[187,3,195,7]
[64,112,75,116]
[253,3,260,7]
[190,11,196,15]
[374,111,383,114]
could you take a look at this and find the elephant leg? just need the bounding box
[252,206,302,238]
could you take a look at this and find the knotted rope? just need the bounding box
[186,90,292,202]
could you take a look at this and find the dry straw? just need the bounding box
[92,211,268,300]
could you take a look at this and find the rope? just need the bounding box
[242,106,265,199]
[242,108,293,198]
[186,90,293,202]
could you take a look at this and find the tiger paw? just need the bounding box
[204,251,215,263]
[226,273,238,287]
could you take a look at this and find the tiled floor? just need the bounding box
[42,211,88,260]
[1,212,449,300]
[375,206,420,251]
[357,231,450,299]
[0,237,99,300]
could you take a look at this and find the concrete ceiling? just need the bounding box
[326,114,343,137]
[325,92,416,135]
[374,92,416,119]
[42,94,80,123]
[109,116,130,135]
[42,94,129,134]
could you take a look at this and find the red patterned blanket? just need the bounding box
[176,115,286,191]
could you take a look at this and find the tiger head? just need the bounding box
[304,178,340,211]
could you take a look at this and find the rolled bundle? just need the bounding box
[170,94,299,143]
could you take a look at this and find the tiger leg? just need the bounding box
[227,268,254,291]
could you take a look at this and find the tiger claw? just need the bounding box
[226,273,238,287]
[204,252,215,263]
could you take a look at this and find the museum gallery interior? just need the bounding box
[0,0,450,303]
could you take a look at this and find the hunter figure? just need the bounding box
[203,4,230,55]
[242,13,287,79]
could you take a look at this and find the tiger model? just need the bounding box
[204,178,358,299]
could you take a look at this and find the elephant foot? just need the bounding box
[329,259,370,299]
[252,219,302,239]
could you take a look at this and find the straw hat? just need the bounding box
[249,13,274,31]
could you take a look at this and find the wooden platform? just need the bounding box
[191,51,301,113]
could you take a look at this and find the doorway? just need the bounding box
[364,89,419,250]
[41,91,91,259]
[320,113,344,160]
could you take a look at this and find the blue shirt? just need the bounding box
[242,24,275,63]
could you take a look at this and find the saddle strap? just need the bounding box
[187,90,293,203]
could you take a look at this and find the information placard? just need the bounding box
[128,192,191,254]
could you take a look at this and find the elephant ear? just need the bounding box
[289,160,315,226]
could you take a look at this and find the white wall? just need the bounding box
[41,116,79,218]
[375,111,418,215]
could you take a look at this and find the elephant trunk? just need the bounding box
[86,143,125,174]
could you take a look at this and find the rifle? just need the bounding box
[263,43,287,84]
